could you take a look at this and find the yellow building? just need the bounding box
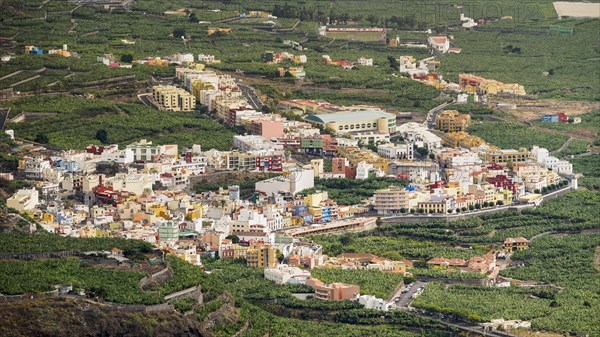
[246,245,278,269]
[482,148,531,164]
[435,110,472,132]
[186,204,205,220]
[503,237,529,254]
[152,85,196,112]
[191,80,215,99]
[208,27,232,36]
[336,146,388,172]
[442,132,487,149]
[417,200,448,214]
[248,11,270,18]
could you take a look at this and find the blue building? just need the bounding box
[540,114,559,123]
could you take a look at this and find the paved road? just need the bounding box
[393,281,426,308]
[237,82,264,110]
[0,108,10,130]
[425,100,454,129]
[551,137,573,155]
[138,93,158,110]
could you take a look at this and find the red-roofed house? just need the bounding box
[427,36,450,53]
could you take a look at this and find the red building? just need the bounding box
[255,154,283,172]
[486,175,517,194]
[557,113,568,123]
[95,185,123,205]
[86,145,106,155]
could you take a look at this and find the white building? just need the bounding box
[24,158,51,180]
[126,139,178,163]
[357,57,373,66]
[358,295,389,311]
[99,145,135,165]
[350,131,390,145]
[7,188,39,211]
[531,146,572,175]
[264,264,311,285]
[377,143,413,160]
[397,122,442,150]
[105,173,152,195]
[427,36,450,53]
[356,161,373,180]
[545,156,573,175]
[255,168,314,196]
[233,135,281,152]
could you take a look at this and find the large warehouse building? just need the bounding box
[305,109,396,134]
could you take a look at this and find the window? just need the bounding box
[350,125,355,129]
[361,124,366,128]
[344,125,349,130]
[339,126,343,130]
[367,123,372,128]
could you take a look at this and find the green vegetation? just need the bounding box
[411,268,486,280]
[198,258,447,337]
[413,283,554,323]
[5,96,234,150]
[416,233,600,335]
[153,256,203,295]
[314,233,487,260]
[468,121,568,151]
[0,258,161,304]
[0,232,153,254]
[310,268,404,299]
[557,139,589,157]
[442,19,600,101]
[571,154,600,190]
[303,177,408,205]
[171,297,197,313]
[532,110,600,146]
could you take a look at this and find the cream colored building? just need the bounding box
[152,85,196,112]
[7,188,39,211]
[482,148,531,164]
[305,109,396,134]
[374,186,410,215]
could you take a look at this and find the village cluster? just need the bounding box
[1,7,581,319]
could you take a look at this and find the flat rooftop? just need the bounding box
[305,109,395,124]
[553,2,600,18]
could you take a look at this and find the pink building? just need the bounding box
[251,120,285,139]
[305,277,360,301]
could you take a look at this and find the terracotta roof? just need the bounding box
[429,36,448,45]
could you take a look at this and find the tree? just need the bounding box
[400,208,406,213]
[483,201,489,208]
[340,233,354,246]
[120,54,133,63]
[496,200,504,206]
[429,153,436,160]
[34,133,49,144]
[474,203,481,210]
[173,28,186,38]
[189,12,199,23]
[95,129,108,144]
[375,217,383,234]
[416,147,429,157]
[387,55,399,71]
[225,235,240,244]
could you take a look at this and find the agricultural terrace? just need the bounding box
[414,233,600,336]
